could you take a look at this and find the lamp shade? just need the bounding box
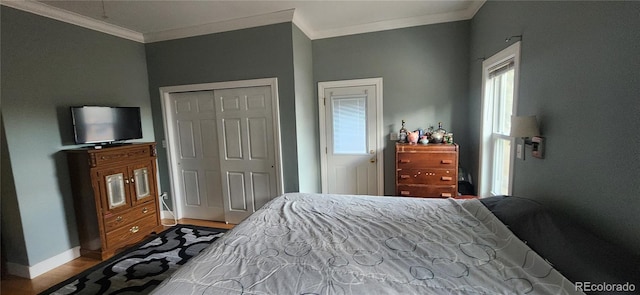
[510,115,540,137]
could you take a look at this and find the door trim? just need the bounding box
[318,78,384,195]
[159,78,284,219]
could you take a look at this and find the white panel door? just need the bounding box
[215,86,278,224]
[168,91,224,220]
[323,85,379,195]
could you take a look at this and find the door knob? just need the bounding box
[370,157,376,163]
[369,150,375,154]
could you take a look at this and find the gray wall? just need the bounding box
[0,6,153,265]
[469,1,640,254]
[144,23,300,204]
[313,22,471,195]
[1,116,28,265]
[292,25,321,193]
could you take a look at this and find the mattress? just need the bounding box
[152,193,582,294]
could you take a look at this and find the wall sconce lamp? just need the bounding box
[510,115,545,159]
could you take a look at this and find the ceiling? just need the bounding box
[3,0,485,43]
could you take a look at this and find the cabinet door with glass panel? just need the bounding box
[96,161,156,214]
[96,166,132,214]
[129,161,156,207]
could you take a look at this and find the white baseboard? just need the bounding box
[161,210,177,220]
[6,246,81,279]
[160,210,179,226]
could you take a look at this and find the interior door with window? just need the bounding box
[479,42,520,196]
[319,80,382,195]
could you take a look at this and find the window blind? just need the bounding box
[332,96,367,154]
[488,59,515,79]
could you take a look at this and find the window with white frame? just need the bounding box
[479,42,520,196]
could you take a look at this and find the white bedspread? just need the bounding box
[152,193,582,294]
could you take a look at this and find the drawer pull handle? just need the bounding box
[142,207,149,214]
[115,216,123,222]
[441,176,453,181]
[130,226,140,233]
[441,160,453,164]
[400,159,411,163]
[441,193,452,198]
[400,191,410,195]
[400,175,410,179]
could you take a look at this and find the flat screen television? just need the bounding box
[71,106,143,145]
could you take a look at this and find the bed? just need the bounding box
[151,193,588,294]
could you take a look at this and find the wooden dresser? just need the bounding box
[66,143,163,260]
[395,143,459,198]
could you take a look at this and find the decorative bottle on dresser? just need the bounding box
[399,120,408,143]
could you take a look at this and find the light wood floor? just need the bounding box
[0,219,234,295]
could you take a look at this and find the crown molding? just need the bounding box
[465,0,486,19]
[291,9,314,40]
[143,9,295,43]
[2,1,486,43]
[306,0,486,40]
[1,0,144,43]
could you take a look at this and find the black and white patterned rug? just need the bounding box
[40,224,226,295]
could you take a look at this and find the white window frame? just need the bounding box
[478,42,521,197]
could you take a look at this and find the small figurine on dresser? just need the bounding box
[444,133,454,144]
[398,120,408,143]
[407,130,419,144]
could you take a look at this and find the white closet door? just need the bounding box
[214,86,278,224]
[168,91,224,221]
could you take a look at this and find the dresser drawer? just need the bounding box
[397,169,456,185]
[397,185,457,198]
[396,153,457,169]
[93,146,153,167]
[103,201,157,233]
[105,214,158,250]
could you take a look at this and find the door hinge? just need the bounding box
[323,97,326,106]
[325,147,328,154]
